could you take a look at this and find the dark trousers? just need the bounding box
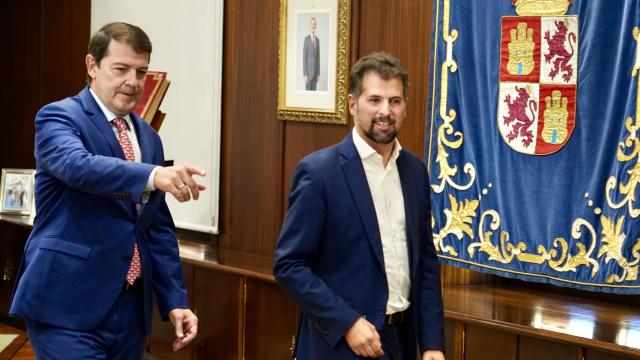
[377,321,408,360]
[26,280,145,360]
[306,78,318,91]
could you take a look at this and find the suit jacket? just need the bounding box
[303,34,320,81]
[10,87,188,335]
[273,133,445,359]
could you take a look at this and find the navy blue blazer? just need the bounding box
[274,133,445,359]
[10,87,188,335]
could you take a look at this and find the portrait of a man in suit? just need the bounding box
[303,17,320,91]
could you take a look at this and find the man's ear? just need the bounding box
[85,54,97,81]
[348,94,357,116]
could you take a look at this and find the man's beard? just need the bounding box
[364,116,398,144]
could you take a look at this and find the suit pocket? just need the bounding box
[39,236,91,259]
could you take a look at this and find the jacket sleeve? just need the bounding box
[273,159,361,347]
[417,166,446,353]
[148,195,189,319]
[35,101,155,203]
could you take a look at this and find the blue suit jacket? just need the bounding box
[10,87,188,335]
[273,133,445,359]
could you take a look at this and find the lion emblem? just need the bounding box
[544,19,577,83]
[503,86,537,147]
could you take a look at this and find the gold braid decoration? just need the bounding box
[433,195,479,256]
[606,27,640,218]
[467,211,599,275]
[597,216,640,283]
[431,0,476,194]
[468,210,526,263]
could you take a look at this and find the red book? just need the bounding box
[134,71,170,124]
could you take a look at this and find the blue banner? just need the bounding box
[426,0,640,293]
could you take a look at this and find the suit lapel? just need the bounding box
[338,134,385,270]
[397,151,419,276]
[78,88,127,160]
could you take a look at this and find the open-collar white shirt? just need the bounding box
[352,128,410,314]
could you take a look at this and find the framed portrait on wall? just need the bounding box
[0,169,35,216]
[277,0,351,124]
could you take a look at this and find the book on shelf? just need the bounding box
[134,71,170,131]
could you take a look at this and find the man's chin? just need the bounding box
[366,130,397,145]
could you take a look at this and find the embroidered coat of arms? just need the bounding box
[498,0,578,155]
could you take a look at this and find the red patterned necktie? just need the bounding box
[113,117,141,285]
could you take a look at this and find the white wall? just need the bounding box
[91,0,223,233]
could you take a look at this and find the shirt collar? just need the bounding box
[89,88,132,128]
[352,127,402,163]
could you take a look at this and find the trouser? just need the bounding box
[26,279,145,360]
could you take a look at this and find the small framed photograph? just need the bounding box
[277,0,351,124]
[0,169,35,216]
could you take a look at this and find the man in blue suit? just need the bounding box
[10,22,205,359]
[303,17,320,91]
[274,52,445,359]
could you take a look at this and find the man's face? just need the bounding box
[349,71,406,151]
[310,18,317,34]
[86,40,149,117]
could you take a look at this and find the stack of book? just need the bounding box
[134,71,170,132]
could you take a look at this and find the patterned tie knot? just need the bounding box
[113,117,127,131]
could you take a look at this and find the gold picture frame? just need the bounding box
[277,0,351,124]
[0,168,36,216]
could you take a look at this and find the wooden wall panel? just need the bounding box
[220,0,284,258]
[518,336,581,360]
[244,279,299,360]
[444,319,463,360]
[464,325,517,360]
[356,0,432,156]
[0,1,41,170]
[0,0,89,172]
[586,349,637,360]
[41,0,91,104]
[192,269,243,360]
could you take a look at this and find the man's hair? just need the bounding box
[349,52,409,100]
[86,22,152,85]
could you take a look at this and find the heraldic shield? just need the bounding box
[498,15,578,155]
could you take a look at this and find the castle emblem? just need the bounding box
[498,0,577,155]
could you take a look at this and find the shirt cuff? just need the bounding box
[146,166,160,191]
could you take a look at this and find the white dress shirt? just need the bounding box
[89,89,157,198]
[352,128,411,314]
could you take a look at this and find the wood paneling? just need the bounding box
[41,0,91,104]
[219,0,284,257]
[243,279,298,360]
[0,1,41,170]
[0,224,29,317]
[192,269,243,360]
[465,325,517,360]
[0,0,89,172]
[518,336,581,360]
[356,0,432,156]
[444,319,463,360]
[586,349,638,360]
